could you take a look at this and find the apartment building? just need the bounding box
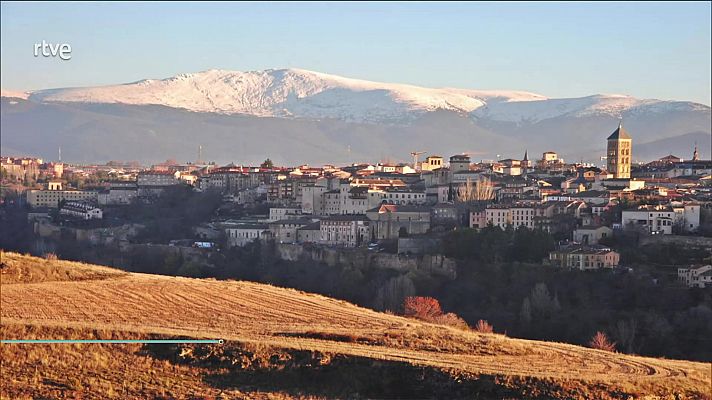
[510,204,536,229]
[268,207,302,222]
[137,170,181,197]
[549,245,620,270]
[622,205,676,234]
[26,181,98,208]
[225,224,269,247]
[485,206,511,229]
[320,215,370,247]
[301,184,328,215]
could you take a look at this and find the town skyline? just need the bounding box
[2,2,711,398]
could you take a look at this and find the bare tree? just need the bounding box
[520,297,532,326]
[455,176,494,203]
[613,319,638,354]
[373,275,415,312]
[530,282,556,318]
[473,319,494,333]
[589,331,616,352]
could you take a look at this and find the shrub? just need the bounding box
[433,313,469,329]
[589,331,616,352]
[43,252,58,261]
[402,297,470,330]
[403,296,442,320]
[473,319,494,334]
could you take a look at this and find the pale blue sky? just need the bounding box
[1,1,710,105]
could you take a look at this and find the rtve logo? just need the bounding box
[33,40,72,60]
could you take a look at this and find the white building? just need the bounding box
[549,245,620,270]
[678,265,712,288]
[510,204,536,229]
[340,185,370,215]
[323,190,342,215]
[137,170,181,197]
[485,207,511,229]
[301,185,328,215]
[672,203,701,232]
[369,187,427,208]
[622,204,700,234]
[27,181,98,208]
[573,226,613,245]
[225,224,269,247]
[59,201,103,220]
[268,207,302,222]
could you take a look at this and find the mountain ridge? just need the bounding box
[2,68,709,164]
[15,68,709,125]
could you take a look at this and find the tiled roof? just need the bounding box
[323,215,369,222]
[369,204,432,213]
[298,222,321,231]
[607,123,632,140]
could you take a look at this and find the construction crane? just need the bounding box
[410,151,426,169]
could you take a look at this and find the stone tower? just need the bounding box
[606,122,632,179]
[693,142,699,161]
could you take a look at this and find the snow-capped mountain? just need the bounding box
[472,94,709,124]
[2,68,710,165]
[24,68,708,125]
[28,68,547,123]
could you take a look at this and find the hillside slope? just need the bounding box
[1,252,710,399]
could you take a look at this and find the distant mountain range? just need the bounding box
[2,68,710,165]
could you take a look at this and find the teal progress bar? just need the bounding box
[1,339,224,344]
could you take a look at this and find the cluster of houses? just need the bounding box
[1,156,63,184]
[11,124,712,274]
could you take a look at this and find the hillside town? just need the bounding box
[2,124,711,286]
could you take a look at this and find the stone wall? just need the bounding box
[34,220,143,246]
[276,243,457,279]
[397,237,441,255]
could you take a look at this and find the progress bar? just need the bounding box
[1,339,224,344]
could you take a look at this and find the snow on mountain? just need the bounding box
[471,94,709,124]
[21,68,711,124]
[27,69,546,123]
[1,89,29,100]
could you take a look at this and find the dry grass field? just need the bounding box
[1,251,710,399]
